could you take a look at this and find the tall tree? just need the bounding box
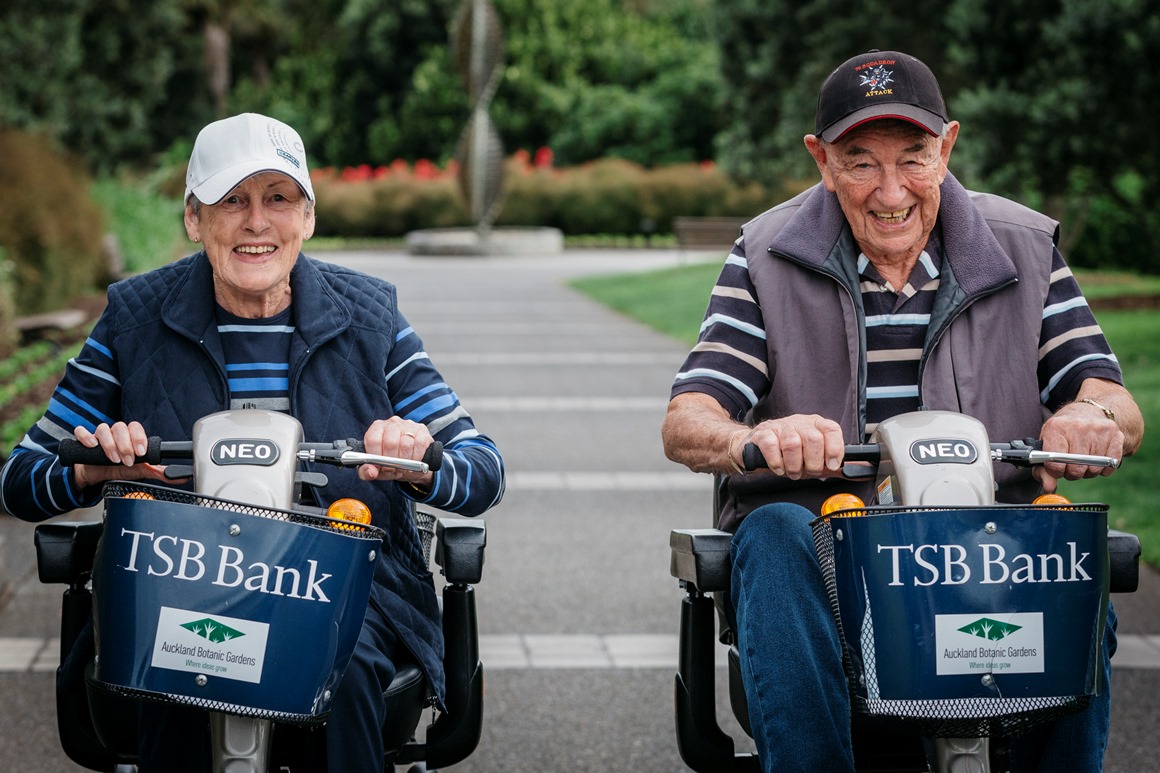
[388,0,725,166]
[712,0,951,185]
[946,0,1160,267]
[182,0,294,118]
[228,0,460,166]
[0,0,86,137]
[0,0,186,171]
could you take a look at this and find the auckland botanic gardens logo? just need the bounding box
[956,617,1022,642]
[935,612,1044,675]
[152,606,270,684]
[181,617,246,644]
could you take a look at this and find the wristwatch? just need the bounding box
[1079,397,1116,421]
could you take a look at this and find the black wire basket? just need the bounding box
[811,503,1109,739]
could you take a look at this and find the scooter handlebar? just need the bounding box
[740,438,1119,473]
[58,437,168,466]
[59,437,443,473]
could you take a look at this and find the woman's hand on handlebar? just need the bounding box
[359,417,436,488]
[740,414,845,479]
[71,422,170,488]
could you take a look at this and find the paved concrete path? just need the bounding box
[2,247,1157,771]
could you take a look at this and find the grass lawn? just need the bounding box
[570,262,1160,567]
[1059,309,1160,563]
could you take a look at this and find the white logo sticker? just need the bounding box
[151,606,270,684]
[935,612,1044,675]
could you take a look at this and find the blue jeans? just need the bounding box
[729,502,1116,773]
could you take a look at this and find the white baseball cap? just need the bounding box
[184,113,314,205]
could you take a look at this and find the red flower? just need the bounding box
[340,164,373,182]
[534,146,554,168]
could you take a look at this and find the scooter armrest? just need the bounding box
[1108,529,1140,594]
[436,519,486,585]
[670,529,733,593]
[35,521,104,585]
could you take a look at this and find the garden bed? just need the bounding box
[0,295,104,456]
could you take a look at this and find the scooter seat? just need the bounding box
[381,661,428,754]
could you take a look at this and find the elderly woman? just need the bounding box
[0,113,505,771]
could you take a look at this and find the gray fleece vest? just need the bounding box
[718,174,1058,532]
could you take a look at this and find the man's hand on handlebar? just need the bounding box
[71,422,172,489]
[738,414,845,479]
[359,417,436,489]
[1036,401,1125,493]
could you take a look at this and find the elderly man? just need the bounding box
[1,113,505,771]
[662,51,1142,771]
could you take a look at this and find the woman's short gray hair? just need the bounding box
[185,193,315,217]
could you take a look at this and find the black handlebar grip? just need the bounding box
[58,436,163,466]
[741,442,881,473]
[843,444,881,463]
[741,443,766,472]
[423,441,444,472]
[343,437,441,471]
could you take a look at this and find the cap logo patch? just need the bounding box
[276,148,301,168]
[857,63,894,97]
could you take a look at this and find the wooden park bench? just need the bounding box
[673,216,747,255]
[14,308,88,337]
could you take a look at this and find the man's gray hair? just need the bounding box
[819,119,951,148]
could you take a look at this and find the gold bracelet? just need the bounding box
[1079,397,1116,422]
[727,429,749,475]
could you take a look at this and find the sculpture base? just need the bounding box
[405,226,564,256]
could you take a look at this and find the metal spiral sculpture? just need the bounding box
[453,0,506,233]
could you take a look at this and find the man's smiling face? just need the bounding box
[806,119,958,267]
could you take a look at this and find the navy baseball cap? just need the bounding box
[816,50,948,143]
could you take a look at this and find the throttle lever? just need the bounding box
[298,441,443,473]
[993,448,1119,469]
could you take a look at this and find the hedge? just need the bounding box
[312,153,782,238]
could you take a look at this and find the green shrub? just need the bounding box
[0,131,106,315]
[552,158,645,235]
[407,178,471,232]
[92,177,187,274]
[314,172,470,238]
[495,165,561,229]
[1068,172,1160,275]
